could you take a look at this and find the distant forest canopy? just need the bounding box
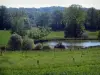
[0,5,100,31]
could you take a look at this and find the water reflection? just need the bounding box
[47,41,100,48]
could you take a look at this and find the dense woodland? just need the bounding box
[0,4,100,38]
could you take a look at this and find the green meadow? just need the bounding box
[0,30,11,46]
[0,48,100,75]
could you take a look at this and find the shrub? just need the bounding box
[28,27,51,39]
[43,45,51,50]
[8,33,22,50]
[34,43,43,50]
[22,38,34,50]
[0,46,6,51]
[54,42,65,49]
[81,32,88,39]
[17,30,27,37]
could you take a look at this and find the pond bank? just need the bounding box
[34,38,99,44]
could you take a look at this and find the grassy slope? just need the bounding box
[0,48,100,75]
[0,30,11,46]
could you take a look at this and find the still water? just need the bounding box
[46,40,100,48]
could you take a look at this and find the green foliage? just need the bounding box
[28,27,51,39]
[22,38,34,50]
[17,30,27,38]
[98,31,100,40]
[8,33,22,50]
[85,8,98,30]
[96,10,100,30]
[81,32,89,39]
[0,6,12,30]
[54,42,65,49]
[63,4,86,38]
[43,45,51,50]
[34,43,43,50]
[36,12,50,27]
[51,10,65,31]
[10,10,29,34]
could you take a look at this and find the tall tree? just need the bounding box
[85,8,98,31]
[0,6,11,30]
[63,4,86,38]
[11,10,29,35]
[96,10,100,30]
[36,12,50,27]
[51,10,65,31]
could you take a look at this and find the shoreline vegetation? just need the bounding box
[0,30,99,46]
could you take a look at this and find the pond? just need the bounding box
[45,40,100,48]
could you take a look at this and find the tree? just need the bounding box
[0,6,11,30]
[85,7,98,31]
[8,33,22,50]
[28,27,51,39]
[36,12,50,27]
[10,10,29,36]
[51,10,65,31]
[22,38,34,50]
[98,31,100,40]
[63,4,86,38]
[96,10,100,30]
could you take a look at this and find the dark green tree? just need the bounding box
[0,6,11,30]
[36,12,50,27]
[85,7,98,31]
[98,31,100,40]
[51,10,65,31]
[96,10,100,30]
[63,4,86,38]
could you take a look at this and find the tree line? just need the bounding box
[0,5,100,38]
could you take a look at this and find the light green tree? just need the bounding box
[11,10,30,37]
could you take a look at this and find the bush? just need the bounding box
[43,45,51,50]
[81,32,88,39]
[0,46,6,51]
[17,30,27,37]
[11,30,27,38]
[22,38,34,50]
[54,42,65,49]
[28,27,51,39]
[34,43,43,50]
[8,33,22,50]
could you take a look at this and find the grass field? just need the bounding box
[43,31,64,39]
[86,31,99,39]
[44,31,99,39]
[0,48,100,75]
[0,30,11,46]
